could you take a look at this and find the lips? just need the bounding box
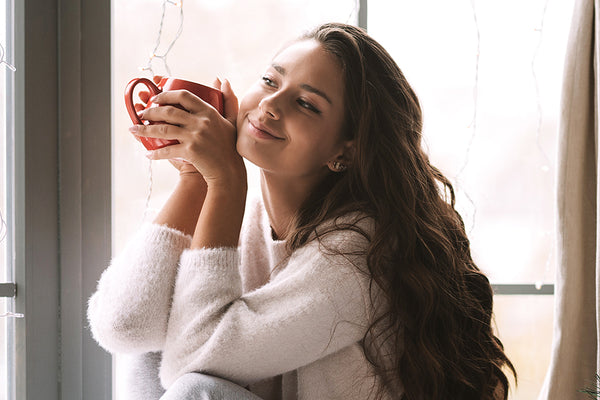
[248,118,284,140]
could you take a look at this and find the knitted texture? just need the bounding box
[89,195,384,399]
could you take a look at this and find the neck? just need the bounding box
[260,169,326,240]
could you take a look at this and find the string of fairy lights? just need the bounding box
[533,0,553,288]
[0,41,23,319]
[452,0,554,288]
[138,0,185,221]
[0,0,557,307]
[138,0,360,221]
[454,0,481,236]
[138,0,184,77]
[134,0,556,288]
[0,43,11,249]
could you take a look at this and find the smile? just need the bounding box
[247,119,284,140]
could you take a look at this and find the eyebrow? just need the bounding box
[271,63,333,104]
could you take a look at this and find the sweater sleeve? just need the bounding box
[88,223,192,354]
[159,230,372,388]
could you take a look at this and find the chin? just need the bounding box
[237,135,266,169]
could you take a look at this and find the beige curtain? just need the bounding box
[538,0,599,398]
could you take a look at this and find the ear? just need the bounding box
[327,140,355,172]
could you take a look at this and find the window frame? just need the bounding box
[3,0,112,399]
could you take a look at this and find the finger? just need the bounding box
[129,122,187,140]
[146,143,184,161]
[152,90,210,115]
[212,77,222,90]
[221,79,239,124]
[141,104,192,126]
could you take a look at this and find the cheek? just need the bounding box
[237,95,254,126]
[301,120,343,153]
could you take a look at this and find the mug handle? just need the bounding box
[124,78,163,125]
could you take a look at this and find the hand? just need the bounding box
[131,77,244,187]
[132,75,201,177]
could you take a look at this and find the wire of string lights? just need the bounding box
[345,0,360,26]
[532,0,553,290]
[0,41,13,246]
[459,0,553,289]
[533,0,552,173]
[139,0,184,77]
[452,0,481,235]
[0,42,13,246]
[459,0,481,179]
[0,312,23,319]
[137,0,185,221]
[1,41,19,319]
[0,42,15,71]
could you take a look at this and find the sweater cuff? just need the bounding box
[179,247,241,287]
[142,223,192,251]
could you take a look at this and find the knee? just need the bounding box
[161,373,217,400]
[162,373,253,400]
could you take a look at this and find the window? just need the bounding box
[112,1,359,397]
[1,0,569,398]
[368,0,572,397]
[111,0,572,398]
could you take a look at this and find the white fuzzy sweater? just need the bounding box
[88,194,388,399]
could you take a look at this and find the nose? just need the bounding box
[258,94,281,120]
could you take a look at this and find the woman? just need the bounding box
[89,23,516,399]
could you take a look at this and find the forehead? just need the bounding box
[272,40,344,98]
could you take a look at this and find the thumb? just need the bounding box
[221,78,239,125]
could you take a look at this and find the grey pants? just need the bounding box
[125,352,262,400]
[160,373,263,400]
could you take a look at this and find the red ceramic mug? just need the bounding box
[124,77,225,150]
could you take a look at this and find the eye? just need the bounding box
[261,76,277,88]
[297,98,322,114]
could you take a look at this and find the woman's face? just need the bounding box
[236,39,349,180]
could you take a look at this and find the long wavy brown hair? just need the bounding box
[284,23,516,399]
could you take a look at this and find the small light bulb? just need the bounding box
[535,281,543,291]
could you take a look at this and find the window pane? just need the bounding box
[112,0,359,249]
[368,0,574,284]
[493,295,554,399]
[112,1,358,397]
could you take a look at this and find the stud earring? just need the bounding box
[330,161,347,172]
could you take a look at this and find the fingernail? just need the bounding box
[129,125,139,133]
[150,95,158,103]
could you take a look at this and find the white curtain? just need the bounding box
[538,0,600,398]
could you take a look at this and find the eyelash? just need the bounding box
[262,76,276,87]
[297,99,321,114]
[261,76,322,115]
